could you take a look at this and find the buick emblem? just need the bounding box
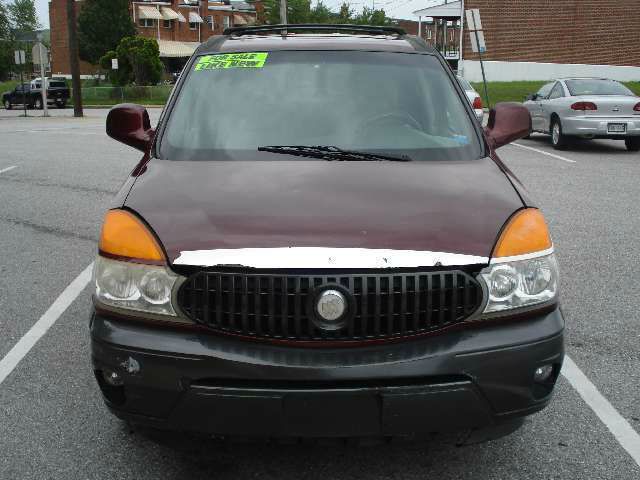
[317,290,346,321]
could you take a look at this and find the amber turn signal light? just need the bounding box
[99,209,164,262]
[492,208,552,258]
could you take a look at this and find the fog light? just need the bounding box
[103,368,123,386]
[534,364,554,383]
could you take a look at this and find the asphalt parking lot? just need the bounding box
[1,107,639,479]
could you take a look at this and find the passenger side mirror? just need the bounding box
[484,102,532,149]
[106,103,154,152]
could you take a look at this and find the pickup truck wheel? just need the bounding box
[626,138,640,152]
[35,97,43,109]
[3,99,11,110]
[551,118,568,150]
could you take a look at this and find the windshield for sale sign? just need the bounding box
[195,53,269,70]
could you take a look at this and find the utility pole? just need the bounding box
[66,0,83,117]
[36,34,48,117]
[20,62,26,117]
[279,0,287,25]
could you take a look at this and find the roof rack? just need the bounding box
[223,24,406,37]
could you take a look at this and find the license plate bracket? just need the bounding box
[608,123,627,134]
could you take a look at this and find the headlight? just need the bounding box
[94,256,179,316]
[478,253,559,314]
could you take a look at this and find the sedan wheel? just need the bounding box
[551,119,567,150]
[35,98,43,109]
[625,138,640,152]
[4,99,11,110]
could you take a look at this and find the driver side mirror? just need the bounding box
[106,103,154,152]
[526,93,538,101]
[484,102,532,149]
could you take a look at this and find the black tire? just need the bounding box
[57,101,66,109]
[3,99,11,110]
[626,138,640,152]
[35,97,43,110]
[550,117,568,150]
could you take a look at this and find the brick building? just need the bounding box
[49,0,259,77]
[411,0,640,81]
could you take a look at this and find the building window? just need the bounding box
[426,28,432,39]
[139,18,154,28]
[189,21,198,30]
[206,15,215,30]
[223,15,230,29]
[163,19,172,29]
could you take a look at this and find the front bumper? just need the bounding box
[90,307,564,439]
[562,115,640,137]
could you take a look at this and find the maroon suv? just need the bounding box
[91,25,564,443]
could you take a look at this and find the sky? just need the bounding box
[35,0,49,28]
[34,0,444,29]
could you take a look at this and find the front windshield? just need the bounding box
[160,50,482,161]
[566,79,633,96]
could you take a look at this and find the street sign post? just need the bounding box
[465,8,490,107]
[14,50,27,117]
[33,42,49,117]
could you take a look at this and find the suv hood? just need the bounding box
[124,158,523,267]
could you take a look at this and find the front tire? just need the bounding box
[551,118,568,150]
[3,99,11,110]
[626,138,640,152]
[57,101,66,109]
[35,97,43,110]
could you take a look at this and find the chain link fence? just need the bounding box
[80,85,173,106]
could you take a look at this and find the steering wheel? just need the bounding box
[355,112,423,137]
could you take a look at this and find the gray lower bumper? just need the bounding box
[90,308,565,438]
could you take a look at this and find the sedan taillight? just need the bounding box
[571,101,597,111]
[472,96,483,109]
[633,102,640,112]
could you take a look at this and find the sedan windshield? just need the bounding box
[566,79,634,96]
[159,50,482,161]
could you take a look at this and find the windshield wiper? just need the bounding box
[257,145,412,162]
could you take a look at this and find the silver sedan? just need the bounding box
[523,78,640,151]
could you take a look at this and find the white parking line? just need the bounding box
[511,142,577,163]
[562,356,640,467]
[0,263,93,386]
[0,165,17,174]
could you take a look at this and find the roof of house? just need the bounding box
[413,0,462,19]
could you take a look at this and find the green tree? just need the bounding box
[337,3,353,23]
[261,1,390,27]
[353,6,391,26]
[78,0,135,65]
[99,50,125,85]
[0,1,13,80]
[263,0,315,24]
[309,1,332,23]
[7,0,38,32]
[100,36,163,86]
